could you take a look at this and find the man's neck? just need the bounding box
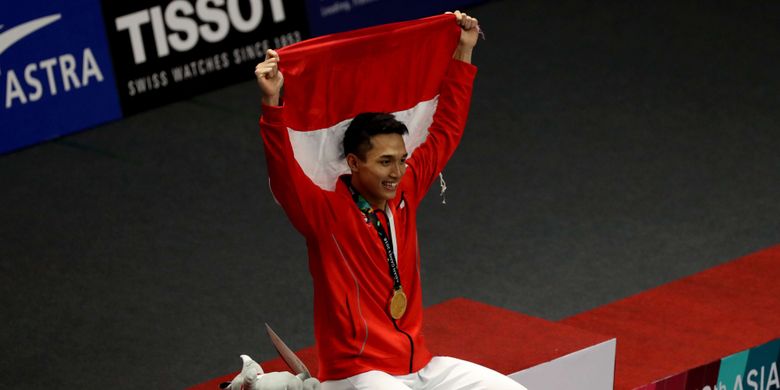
[349,177,386,211]
[372,200,387,211]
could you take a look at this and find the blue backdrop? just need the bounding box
[0,0,121,154]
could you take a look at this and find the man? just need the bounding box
[255,11,528,390]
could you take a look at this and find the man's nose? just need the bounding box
[390,162,403,178]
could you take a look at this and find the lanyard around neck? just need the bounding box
[347,184,402,291]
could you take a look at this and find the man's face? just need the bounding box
[348,133,408,209]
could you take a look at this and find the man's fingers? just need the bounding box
[256,58,279,68]
[451,10,478,30]
[458,12,476,29]
[255,60,278,73]
[256,49,281,80]
[255,60,279,79]
[255,68,277,80]
[466,17,478,30]
[254,65,271,76]
[255,66,272,77]
[255,60,278,70]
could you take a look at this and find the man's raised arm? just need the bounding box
[405,11,480,201]
[257,50,325,237]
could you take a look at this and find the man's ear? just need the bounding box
[346,154,359,172]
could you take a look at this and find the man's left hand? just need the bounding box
[454,10,479,49]
[449,10,479,63]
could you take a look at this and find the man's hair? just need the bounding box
[342,113,409,159]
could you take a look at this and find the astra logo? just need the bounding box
[1,13,106,109]
[0,14,61,55]
[115,0,287,64]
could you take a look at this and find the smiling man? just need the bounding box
[343,112,409,211]
[254,11,528,390]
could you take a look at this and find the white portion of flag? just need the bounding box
[288,96,440,191]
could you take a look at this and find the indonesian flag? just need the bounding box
[276,14,461,191]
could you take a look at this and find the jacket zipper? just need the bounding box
[392,319,414,373]
[386,195,413,372]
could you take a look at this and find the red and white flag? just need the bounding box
[276,14,461,191]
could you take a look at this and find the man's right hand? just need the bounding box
[256,49,284,106]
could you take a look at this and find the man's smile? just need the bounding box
[382,181,398,191]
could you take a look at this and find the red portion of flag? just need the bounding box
[277,14,460,131]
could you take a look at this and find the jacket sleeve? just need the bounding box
[260,104,327,238]
[405,59,477,205]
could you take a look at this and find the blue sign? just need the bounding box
[0,0,121,154]
[304,0,486,36]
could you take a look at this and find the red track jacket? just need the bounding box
[259,59,477,381]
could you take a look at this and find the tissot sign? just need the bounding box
[102,0,309,114]
[0,0,121,153]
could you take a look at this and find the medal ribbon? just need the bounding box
[347,184,402,291]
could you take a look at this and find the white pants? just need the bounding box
[321,356,528,390]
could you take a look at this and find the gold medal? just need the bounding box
[389,288,407,319]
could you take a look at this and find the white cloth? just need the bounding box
[321,356,528,390]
